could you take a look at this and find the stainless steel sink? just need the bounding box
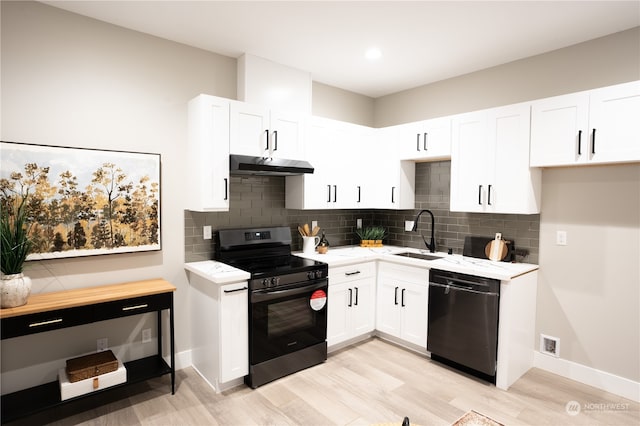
[393,252,442,261]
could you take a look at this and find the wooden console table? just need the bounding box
[0,278,176,423]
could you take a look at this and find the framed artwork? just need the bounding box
[0,141,161,260]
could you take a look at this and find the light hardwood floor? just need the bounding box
[10,338,640,425]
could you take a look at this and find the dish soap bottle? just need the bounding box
[317,231,329,254]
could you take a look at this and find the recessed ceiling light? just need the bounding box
[365,47,382,61]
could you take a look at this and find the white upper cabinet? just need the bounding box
[451,103,541,214]
[396,117,452,161]
[530,80,640,167]
[286,117,370,209]
[229,102,305,160]
[286,118,415,210]
[186,94,230,212]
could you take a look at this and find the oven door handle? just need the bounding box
[251,280,327,303]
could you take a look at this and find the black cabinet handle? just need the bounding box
[401,288,406,307]
[478,185,483,205]
[391,187,396,204]
[273,130,278,151]
[223,287,247,294]
[264,129,269,151]
[345,271,361,276]
[416,134,421,151]
[592,129,596,154]
[424,132,428,151]
[348,288,353,307]
[327,185,331,202]
[333,185,337,202]
[357,186,361,203]
[354,287,359,306]
[394,286,399,305]
[578,130,582,155]
[223,178,228,201]
[488,185,492,206]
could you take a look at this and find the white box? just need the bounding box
[58,360,126,401]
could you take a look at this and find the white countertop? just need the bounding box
[184,260,251,284]
[295,245,538,281]
[184,245,538,284]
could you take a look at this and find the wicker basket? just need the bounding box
[66,350,118,383]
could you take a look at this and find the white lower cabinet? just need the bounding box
[376,262,429,348]
[190,275,248,391]
[327,262,376,348]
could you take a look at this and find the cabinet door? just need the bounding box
[351,279,376,337]
[489,103,540,214]
[186,95,230,211]
[588,81,640,164]
[399,281,428,348]
[450,111,489,212]
[219,283,249,383]
[530,91,590,167]
[369,128,415,210]
[270,110,305,160]
[375,277,402,338]
[229,102,270,157]
[398,118,451,160]
[327,282,352,347]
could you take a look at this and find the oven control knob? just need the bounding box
[262,278,271,288]
[307,271,316,280]
[270,277,280,287]
[314,270,323,279]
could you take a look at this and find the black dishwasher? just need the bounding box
[427,269,500,382]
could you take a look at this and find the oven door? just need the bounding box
[249,279,328,365]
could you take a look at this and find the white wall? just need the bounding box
[538,164,640,381]
[374,27,640,126]
[1,1,235,393]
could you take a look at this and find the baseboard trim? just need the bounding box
[165,349,191,372]
[533,351,639,402]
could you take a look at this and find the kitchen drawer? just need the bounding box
[93,293,172,322]
[330,262,376,285]
[378,262,429,284]
[1,305,94,339]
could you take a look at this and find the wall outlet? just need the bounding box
[142,328,152,343]
[356,218,362,229]
[556,230,567,246]
[405,220,414,232]
[311,220,318,230]
[203,225,212,240]
[97,337,108,352]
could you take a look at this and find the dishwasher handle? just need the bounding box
[429,281,499,297]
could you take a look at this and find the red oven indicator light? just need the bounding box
[310,289,327,311]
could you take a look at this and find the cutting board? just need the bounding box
[463,235,514,262]
[485,237,508,261]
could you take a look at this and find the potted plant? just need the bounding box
[356,226,387,247]
[369,225,387,247]
[1,188,33,308]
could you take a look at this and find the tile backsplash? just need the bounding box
[184,161,539,263]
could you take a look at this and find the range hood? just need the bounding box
[229,155,314,176]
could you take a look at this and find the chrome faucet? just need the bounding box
[411,209,436,253]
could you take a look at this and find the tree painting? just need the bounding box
[0,142,161,260]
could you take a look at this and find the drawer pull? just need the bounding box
[345,271,361,276]
[29,318,63,328]
[223,287,248,293]
[122,304,148,311]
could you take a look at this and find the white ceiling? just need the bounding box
[41,1,640,98]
